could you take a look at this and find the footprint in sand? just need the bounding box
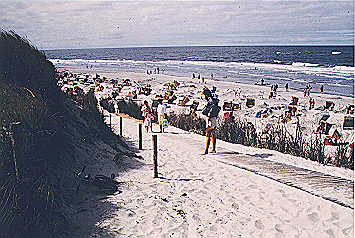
[326,211,340,223]
[243,195,250,201]
[255,219,265,230]
[248,184,258,189]
[192,214,201,223]
[325,229,335,238]
[274,224,283,233]
[307,212,319,223]
[231,202,239,210]
[127,210,136,217]
[210,225,217,232]
[330,212,339,221]
[342,226,353,237]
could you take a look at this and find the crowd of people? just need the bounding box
[56,69,352,159]
[146,67,163,75]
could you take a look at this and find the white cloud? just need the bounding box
[0,0,353,49]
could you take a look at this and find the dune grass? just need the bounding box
[0,30,71,237]
[0,30,129,237]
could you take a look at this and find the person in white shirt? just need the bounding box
[157,99,167,133]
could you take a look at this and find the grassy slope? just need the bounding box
[0,31,130,237]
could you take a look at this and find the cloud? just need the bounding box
[0,0,353,49]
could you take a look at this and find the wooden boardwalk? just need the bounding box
[215,152,354,209]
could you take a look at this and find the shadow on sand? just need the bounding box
[68,141,145,237]
[158,176,204,182]
[246,153,273,159]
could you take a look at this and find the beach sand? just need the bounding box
[70,113,353,238]
[63,69,354,237]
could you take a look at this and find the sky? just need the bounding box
[0,0,353,49]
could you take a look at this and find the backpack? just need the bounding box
[202,104,211,116]
[209,104,221,117]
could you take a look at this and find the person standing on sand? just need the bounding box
[320,85,324,93]
[157,99,167,133]
[141,100,152,132]
[202,88,221,154]
[304,86,308,97]
[285,83,288,92]
[307,84,312,96]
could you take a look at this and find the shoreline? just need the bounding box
[52,60,355,98]
[58,66,354,100]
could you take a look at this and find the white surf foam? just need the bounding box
[50,58,354,84]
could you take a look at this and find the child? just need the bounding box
[141,100,152,132]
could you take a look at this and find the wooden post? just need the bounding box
[9,122,22,183]
[120,116,123,136]
[139,123,142,150]
[109,113,112,129]
[152,135,158,178]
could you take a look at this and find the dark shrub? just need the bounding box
[117,100,144,120]
[100,98,115,113]
[0,31,62,109]
[167,112,206,135]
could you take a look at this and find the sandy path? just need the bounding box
[215,154,353,209]
[88,114,354,238]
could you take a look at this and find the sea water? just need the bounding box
[45,46,354,97]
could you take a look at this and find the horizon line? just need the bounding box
[42,44,354,51]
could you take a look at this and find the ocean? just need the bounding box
[45,46,354,97]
